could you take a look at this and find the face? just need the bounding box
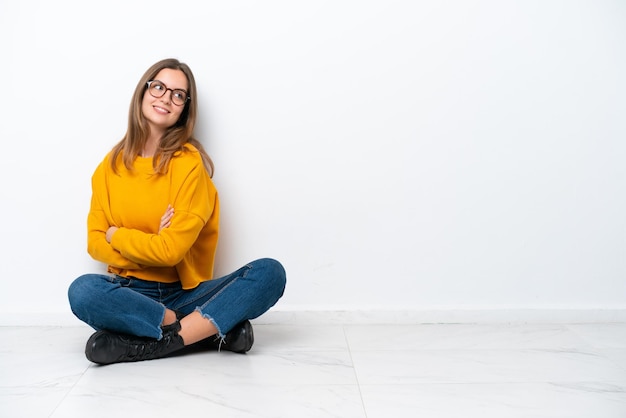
[142,68,189,133]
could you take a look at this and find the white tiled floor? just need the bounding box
[2,323,626,417]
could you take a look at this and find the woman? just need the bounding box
[68,58,286,365]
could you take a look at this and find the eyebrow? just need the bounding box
[153,79,189,93]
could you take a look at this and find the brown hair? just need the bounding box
[110,58,214,177]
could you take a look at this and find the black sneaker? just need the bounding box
[191,320,254,354]
[85,323,185,365]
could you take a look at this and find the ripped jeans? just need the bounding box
[68,258,286,340]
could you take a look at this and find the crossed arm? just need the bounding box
[105,204,174,244]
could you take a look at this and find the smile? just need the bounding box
[153,106,170,114]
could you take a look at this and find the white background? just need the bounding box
[0,0,624,323]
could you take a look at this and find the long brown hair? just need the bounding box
[110,58,214,177]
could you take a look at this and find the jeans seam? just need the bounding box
[179,265,251,309]
[195,276,240,338]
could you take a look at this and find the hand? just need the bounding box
[106,226,118,243]
[159,204,174,233]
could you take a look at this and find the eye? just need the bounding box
[152,82,165,91]
[172,90,187,101]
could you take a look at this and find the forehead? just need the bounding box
[153,68,188,90]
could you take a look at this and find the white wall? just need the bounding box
[1,0,624,324]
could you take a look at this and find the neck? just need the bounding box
[142,136,160,158]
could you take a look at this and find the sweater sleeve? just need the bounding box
[86,160,142,269]
[109,161,212,267]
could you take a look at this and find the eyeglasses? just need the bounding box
[146,80,190,106]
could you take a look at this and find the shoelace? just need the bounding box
[123,335,177,361]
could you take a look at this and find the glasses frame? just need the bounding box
[146,80,191,106]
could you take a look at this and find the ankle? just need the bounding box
[161,319,181,335]
[178,312,218,345]
[161,309,179,327]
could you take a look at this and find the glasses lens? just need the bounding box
[171,90,188,106]
[147,81,188,105]
[148,81,166,98]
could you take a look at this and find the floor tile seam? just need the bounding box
[355,379,626,386]
[342,325,369,417]
[62,380,626,388]
[260,348,352,353]
[67,382,366,389]
[46,364,93,417]
[356,380,626,388]
[0,382,82,391]
[347,347,606,352]
[170,383,365,387]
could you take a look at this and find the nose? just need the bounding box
[160,89,173,104]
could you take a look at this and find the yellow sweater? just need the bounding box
[87,144,219,289]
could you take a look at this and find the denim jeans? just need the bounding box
[68,258,286,340]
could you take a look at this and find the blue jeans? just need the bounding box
[68,258,286,340]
